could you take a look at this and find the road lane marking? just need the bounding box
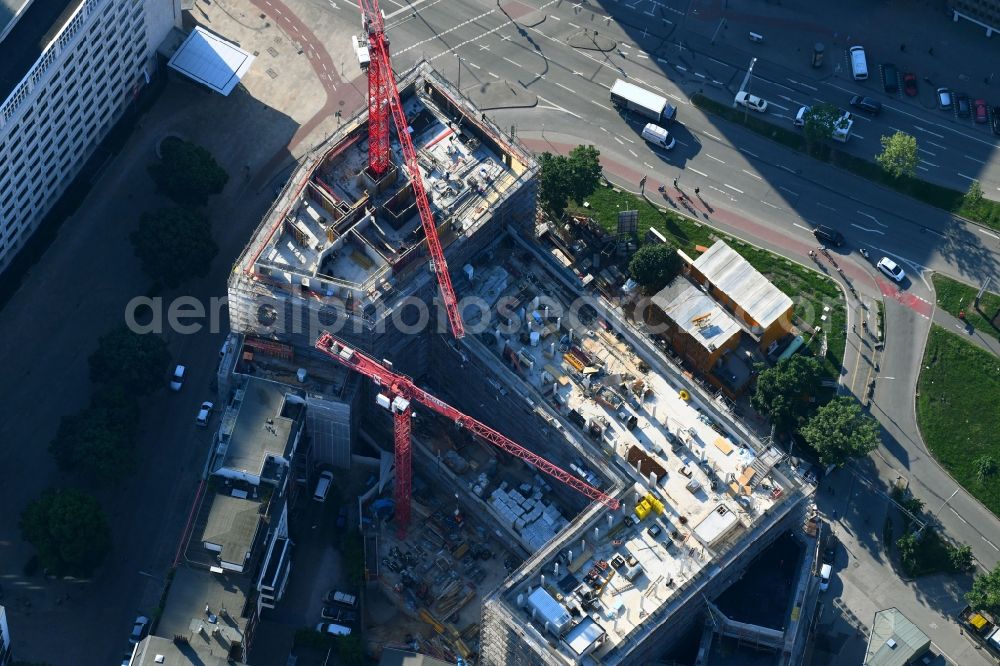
[779,186,799,196]
[817,202,836,211]
[964,155,986,164]
[706,154,725,163]
[768,101,790,111]
[550,14,560,20]
[918,159,939,167]
[857,211,887,227]
[740,148,759,158]
[851,223,885,234]
[724,183,744,194]
[537,95,581,118]
[912,125,945,139]
[590,99,612,110]
[615,137,624,145]
[644,162,655,169]
[689,167,709,177]
[503,56,522,67]
[788,78,818,91]
[978,228,1000,240]
[779,164,796,173]
[792,222,810,231]
[467,61,481,69]
[742,169,762,180]
[852,132,865,139]
[958,173,978,181]
[629,149,638,157]
[488,71,499,78]
[917,148,936,156]
[926,140,946,150]
[916,165,929,172]
[702,130,722,141]
[552,81,575,93]
[761,200,778,208]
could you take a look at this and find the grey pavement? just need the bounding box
[932,306,1000,357]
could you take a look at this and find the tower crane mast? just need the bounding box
[315,332,620,535]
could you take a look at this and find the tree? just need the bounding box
[950,544,975,573]
[628,243,682,293]
[335,634,366,665]
[896,532,919,572]
[964,179,984,209]
[799,396,880,466]
[20,488,112,576]
[538,145,602,216]
[49,386,140,484]
[802,103,842,144]
[89,325,171,395]
[967,564,1000,615]
[974,454,998,484]
[148,138,229,206]
[875,131,918,178]
[130,207,219,288]
[750,355,825,433]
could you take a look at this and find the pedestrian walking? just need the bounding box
[695,187,700,195]
[673,177,678,188]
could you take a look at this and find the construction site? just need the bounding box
[216,4,820,664]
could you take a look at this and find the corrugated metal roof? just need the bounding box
[651,284,741,352]
[691,241,793,330]
[864,608,930,666]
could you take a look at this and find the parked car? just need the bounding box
[973,99,988,124]
[902,72,918,97]
[128,615,150,645]
[169,365,186,391]
[819,563,833,591]
[195,401,214,427]
[323,589,358,608]
[812,225,844,247]
[315,622,352,636]
[877,257,906,282]
[321,607,358,623]
[793,105,810,126]
[992,106,1000,135]
[956,93,971,117]
[822,533,837,564]
[937,87,952,110]
[735,91,768,112]
[849,95,882,114]
[881,62,899,93]
[313,470,334,502]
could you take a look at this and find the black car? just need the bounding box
[647,524,662,539]
[813,225,844,247]
[956,93,971,117]
[992,106,1000,136]
[321,607,358,623]
[881,62,899,93]
[822,533,837,564]
[849,95,882,114]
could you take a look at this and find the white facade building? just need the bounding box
[0,0,179,273]
[0,604,11,666]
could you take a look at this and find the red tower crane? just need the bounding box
[358,0,465,339]
[315,331,621,537]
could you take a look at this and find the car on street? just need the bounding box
[793,105,810,126]
[822,533,837,564]
[877,257,906,282]
[195,401,214,427]
[128,615,150,645]
[902,72,918,96]
[881,62,899,93]
[812,225,844,247]
[819,563,833,591]
[937,87,952,110]
[169,364,186,391]
[321,607,358,623]
[735,91,768,112]
[973,99,988,123]
[956,93,971,117]
[849,95,882,114]
[992,106,1000,135]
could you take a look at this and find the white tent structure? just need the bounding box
[168,26,254,96]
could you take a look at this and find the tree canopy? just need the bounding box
[130,207,219,288]
[967,564,1000,615]
[750,355,825,433]
[799,396,880,466]
[628,243,682,293]
[89,325,171,395]
[538,145,602,216]
[20,488,112,576]
[876,131,918,178]
[49,386,140,484]
[148,138,229,207]
[802,103,842,144]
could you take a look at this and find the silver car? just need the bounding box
[877,257,905,282]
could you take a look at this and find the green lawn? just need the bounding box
[692,95,1000,232]
[917,326,1000,517]
[570,184,847,376]
[932,274,1000,344]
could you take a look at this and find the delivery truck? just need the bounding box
[610,79,677,124]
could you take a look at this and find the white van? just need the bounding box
[313,471,334,502]
[315,622,352,636]
[819,563,832,591]
[641,123,676,150]
[849,46,868,80]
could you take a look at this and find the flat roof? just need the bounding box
[152,567,250,661]
[651,282,742,352]
[167,26,254,96]
[132,635,246,666]
[216,377,296,479]
[378,649,455,666]
[201,493,261,567]
[692,241,793,330]
[565,617,605,656]
[692,503,740,546]
[0,0,82,110]
[864,607,930,666]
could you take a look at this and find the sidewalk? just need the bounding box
[932,307,1000,357]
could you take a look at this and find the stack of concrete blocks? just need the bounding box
[471,472,491,497]
[488,482,569,551]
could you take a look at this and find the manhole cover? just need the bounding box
[267,46,279,57]
[339,100,345,106]
[266,68,278,79]
[274,36,283,44]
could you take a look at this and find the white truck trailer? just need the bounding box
[610,79,677,124]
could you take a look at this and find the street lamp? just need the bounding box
[738,57,757,123]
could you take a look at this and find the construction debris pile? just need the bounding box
[489,481,570,551]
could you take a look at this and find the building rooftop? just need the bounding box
[691,240,794,331]
[0,0,82,110]
[213,376,301,483]
[167,26,255,96]
[200,493,262,570]
[864,607,931,666]
[378,648,456,666]
[233,62,536,327]
[142,567,251,664]
[651,281,742,353]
